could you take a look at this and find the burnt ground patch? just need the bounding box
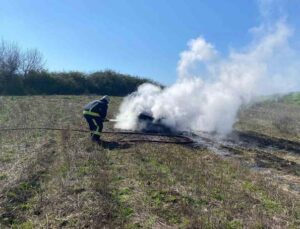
[255,150,300,176]
[230,130,300,154]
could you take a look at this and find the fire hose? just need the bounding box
[0,127,194,144]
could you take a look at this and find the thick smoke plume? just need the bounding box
[115,7,300,134]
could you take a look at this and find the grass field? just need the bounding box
[0,95,299,228]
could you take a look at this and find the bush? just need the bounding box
[0,70,157,96]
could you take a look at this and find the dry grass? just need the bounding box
[236,100,300,142]
[0,95,299,228]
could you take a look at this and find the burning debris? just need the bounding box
[136,112,175,133]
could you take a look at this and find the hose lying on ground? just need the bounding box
[0,127,194,144]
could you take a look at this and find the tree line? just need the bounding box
[0,40,156,96]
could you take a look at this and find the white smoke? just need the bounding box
[115,4,300,134]
[177,37,218,79]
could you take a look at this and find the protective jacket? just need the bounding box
[83,99,108,120]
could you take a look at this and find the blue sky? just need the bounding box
[0,0,299,85]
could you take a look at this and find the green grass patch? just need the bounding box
[282,92,300,105]
[113,187,133,203]
[120,206,134,219]
[0,173,8,180]
[12,221,34,229]
[243,181,282,213]
[227,219,243,229]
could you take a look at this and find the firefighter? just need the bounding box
[83,95,110,143]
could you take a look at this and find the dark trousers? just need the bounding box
[84,114,103,141]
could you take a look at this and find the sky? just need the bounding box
[0,0,300,85]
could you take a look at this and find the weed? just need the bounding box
[113,187,132,203]
[0,173,8,180]
[227,219,243,229]
[120,207,134,218]
[12,221,34,229]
